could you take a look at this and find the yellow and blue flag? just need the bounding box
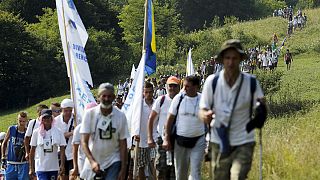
[145,0,156,75]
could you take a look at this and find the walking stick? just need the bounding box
[133,142,140,179]
[259,129,263,180]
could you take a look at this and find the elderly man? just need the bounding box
[199,39,267,180]
[80,83,129,180]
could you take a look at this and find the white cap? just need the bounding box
[0,132,6,141]
[61,99,74,108]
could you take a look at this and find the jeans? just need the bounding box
[5,163,29,180]
[174,135,206,180]
[104,161,121,180]
[36,171,58,180]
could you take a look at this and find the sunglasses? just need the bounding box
[52,109,61,113]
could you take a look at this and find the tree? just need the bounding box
[0,11,37,108]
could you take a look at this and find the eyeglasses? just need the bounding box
[52,109,61,113]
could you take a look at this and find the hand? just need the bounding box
[200,110,214,124]
[25,153,29,161]
[59,165,65,176]
[134,135,140,142]
[70,168,79,180]
[162,138,172,151]
[148,138,156,148]
[90,161,100,174]
[29,170,36,180]
[117,168,126,180]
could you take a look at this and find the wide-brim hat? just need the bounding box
[216,39,247,62]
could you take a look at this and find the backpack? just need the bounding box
[211,74,257,118]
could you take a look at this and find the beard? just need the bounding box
[101,101,112,109]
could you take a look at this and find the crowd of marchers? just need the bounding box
[0,39,268,180]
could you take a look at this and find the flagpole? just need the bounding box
[61,0,78,126]
[133,0,149,178]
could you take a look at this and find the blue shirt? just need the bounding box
[7,125,26,162]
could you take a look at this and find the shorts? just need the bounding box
[286,60,291,64]
[36,171,58,180]
[5,163,29,180]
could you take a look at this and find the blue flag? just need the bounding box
[145,0,156,75]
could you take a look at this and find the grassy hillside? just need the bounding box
[1,7,320,179]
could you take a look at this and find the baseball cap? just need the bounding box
[216,39,247,62]
[166,76,180,85]
[41,109,52,117]
[61,99,74,108]
[0,132,6,141]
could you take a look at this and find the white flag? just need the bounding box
[56,0,93,86]
[186,48,195,76]
[56,0,96,120]
[70,62,96,122]
[122,53,146,148]
[130,64,136,80]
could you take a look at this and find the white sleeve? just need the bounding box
[80,110,93,134]
[199,74,215,110]
[152,96,162,114]
[119,113,130,140]
[25,120,35,137]
[30,130,38,146]
[59,130,67,146]
[168,94,181,115]
[72,125,81,145]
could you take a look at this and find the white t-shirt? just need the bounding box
[72,124,85,173]
[80,105,129,170]
[30,127,66,172]
[199,70,264,146]
[133,99,155,148]
[169,92,205,137]
[262,54,268,67]
[55,114,75,160]
[25,119,40,137]
[152,94,172,138]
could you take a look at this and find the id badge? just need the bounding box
[99,122,112,140]
[97,117,112,131]
[44,139,53,153]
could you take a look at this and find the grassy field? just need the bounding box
[1,8,320,179]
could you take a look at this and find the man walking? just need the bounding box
[24,104,48,161]
[80,83,129,180]
[55,98,76,179]
[29,109,67,180]
[1,112,29,180]
[147,76,180,179]
[199,39,266,180]
[284,49,293,70]
[163,75,206,180]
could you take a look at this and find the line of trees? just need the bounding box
[0,0,318,109]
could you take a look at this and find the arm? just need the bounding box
[59,146,66,175]
[64,132,73,138]
[199,108,214,125]
[29,146,36,179]
[162,114,175,151]
[1,128,10,160]
[71,144,79,177]
[118,139,127,180]
[81,133,100,173]
[147,110,158,148]
[24,136,31,160]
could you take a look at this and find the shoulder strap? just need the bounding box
[31,120,36,133]
[249,76,257,119]
[160,95,166,108]
[227,74,244,128]
[173,94,185,125]
[211,74,220,109]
